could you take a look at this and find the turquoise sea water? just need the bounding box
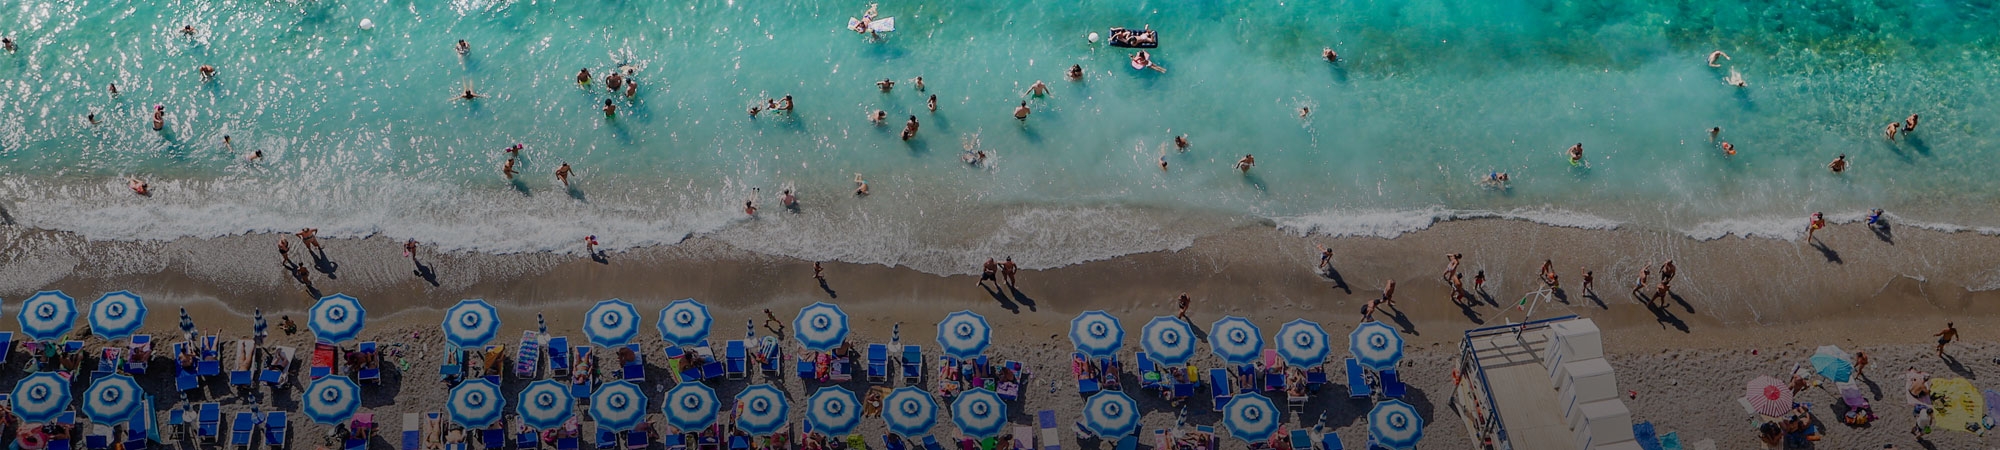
[2,0,1999,273]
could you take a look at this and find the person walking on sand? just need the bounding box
[1539,259,1558,287]
[1449,274,1467,306]
[1316,244,1334,269]
[1853,350,1870,379]
[1580,269,1594,296]
[978,258,999,288]
[1380,280,1397,308]
[584,235,599,254]
[277,236,292,262]
[1001,257,1019,288]
[1175,293,1191,321]
[763,309,784,333]
[403,239,419,261]
[1935,323,1958,357]
[1632,264,1650,298]
[1650,282,1670,308]
[813,262,824,281]
[1442,253,1463,282]
[1660,260,1677,285]
[1473,270,1485,292]
[297,228,322,251]
[1806,212,1827,242]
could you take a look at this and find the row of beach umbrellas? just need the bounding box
[1069,310,1405,371]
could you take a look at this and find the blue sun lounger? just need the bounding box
[1289,430,1309,450]
[548,337,572,377]
[1381,369,1406,398]
[1208,368,1232,412]
[359,342,381,383]
[401,414,420,450]
[86,427,112,450]
[230,412,255,449]
[867,344,888,383]
[0,332,11,363]
[920,435,943,450]
[622,344,645,381]
[760,341,784,375]
[197,404,221,444]
[1135,352,1158,390]
[726,341,747,380]
[595,427,618,450]
[902,346,922,383]
[483,427,506,450]
[1345,359,1371,399]
[265,412,288,450]
[1320,431,1343,450]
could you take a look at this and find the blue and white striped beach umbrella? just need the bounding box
[1222,393,1279,444]
[448,378,505,428]
[1276,319,1331,368]
[308,294,367,344]
[303,375,362,425]
[950,389,1007,439]
[443,299,501,349]
[935,310,991,359]
[179,307,194,335]
[1348,321,1404,372]
[1367,399,1424,450]
[517,380,574,431]
[656,299,712,347]
[1081,391,1140,439]
[584,299,641,348]
[662,383,720,432]
[806,386,863,437]
[881,387,938,438]
[1141,317,1197,366]
[792,302,849,352]
[89,291,147,341]
[1208,316,1263,366]
[1068,311,1124,358]
[11,372,72,424]
[733,385,791,437]
[18,291,77,341]
[254,308,267,337]
[82,374,144,425]
[589,381,649,432]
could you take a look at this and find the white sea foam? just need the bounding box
[1273,206,1622,239]
[1680,211,2000,242]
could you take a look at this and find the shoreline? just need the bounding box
[8,218,2000,448]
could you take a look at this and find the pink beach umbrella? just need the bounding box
[1745,376,1793,417]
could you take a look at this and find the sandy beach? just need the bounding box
[6,218,2000,449]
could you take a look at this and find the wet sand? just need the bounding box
[5,218,2000,448]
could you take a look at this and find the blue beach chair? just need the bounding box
[1381,369,1406,398]
[1345,359,1371,399]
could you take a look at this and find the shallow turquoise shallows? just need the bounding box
[2,0,1997,272]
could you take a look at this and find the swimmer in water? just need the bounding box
[458,88,482,100]
[624,79,636,98]
[1013,101,1030,121]
[744,199,757,216]
[1884,122,1901,141]
[1724,68,1747,87]
[576,68,592,85]
[199,65,216,80]
[87,113,99,125]
[1174,135,1189,151]
[877,78,895,92]
[1066,64,1083,81]
[223,135,233,151]
[249,150,263,161]
[962,150,987,166]
[1828,154,1849,173]
[748,104,762,118]
[1482,172,1509,187]
[152,105,165,131]
[1905,114,1920,132]
[1298,106,1311,118]
[871,110,887,124]
[602,99,617,117]
[505,143,522,155]
[778,95,794,112]
[456,39,470,55]
[1322,47,1338,62]
[1236,154,1255,172]
[1027,80,1049,97]
[901,116,919,140]
[1706,50,1730,67]
[853,174,870,196]
[1158,154,1168,171]
[109,83,119,96]
[1721,141,1736,156]
[605,73,624,92]
[502,158,518,179]
[1131,51,1156,71]
[1,37,13,52]
[781,189,798,210]
[1567,143,1584,164]
[584,235,598,254]
[128,177,150,196]
[555,163,572,186]
[1709,126,1721,142]
[927,95,937,112]
[1806,211,1827,241]
[913,76,925,91]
